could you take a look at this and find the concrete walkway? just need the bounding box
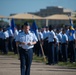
[0,55,76,75]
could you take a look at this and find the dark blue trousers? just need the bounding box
[54,44,58,64]
[3,39,9,54]
[61,43,68,62]
[48,42,55,64]
[68,41,75,62]
[8,36,13,51]
[19,48,33,75]
[0,38,3,53]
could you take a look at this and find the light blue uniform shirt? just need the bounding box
[3,30,9,39]
[42,30,46,40]
[55,35,59,44]
[16,31,38,49]
[37,32,43,40]
[15,32,22,47]
[66,29,69,37]
[61,33,68,43]
[45,30,49,40]
[48,30,56,43]
[13,29,19,39]
[56,33,62,43]
[68,31,75,41]
[7,29,13,37]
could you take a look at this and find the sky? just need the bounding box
[0,0,76,16]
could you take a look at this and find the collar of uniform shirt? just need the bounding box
[23,31,30,34]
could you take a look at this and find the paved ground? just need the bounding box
[0,55,76,75]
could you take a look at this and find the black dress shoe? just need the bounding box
[46,63,51,65]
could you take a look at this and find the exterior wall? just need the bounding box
[48,20,70,25]
[29,6,72,27]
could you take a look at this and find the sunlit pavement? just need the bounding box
[0,55,76,75]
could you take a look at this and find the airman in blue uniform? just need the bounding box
[47,25,56,65]
[68,26,76,63]
[16,22,38,75]
[61,28,68,62]
[3,27,9,54]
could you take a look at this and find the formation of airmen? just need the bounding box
[0,25,19,54]
[0,24,76,65]
[34,25,76,65]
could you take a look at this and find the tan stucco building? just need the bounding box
[29,6,75,26]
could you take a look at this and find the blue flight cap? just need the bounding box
[24,22,30,26]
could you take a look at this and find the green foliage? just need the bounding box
[0,52,76,68]
[0,19,4,22]
[33,54,45,63]
[0,52,18,58]
[14,19,43,29]
[15,19,34,26]
[58,62,76,68]
[73,20,76,27]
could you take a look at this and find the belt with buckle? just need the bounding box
[21,47,28,51]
